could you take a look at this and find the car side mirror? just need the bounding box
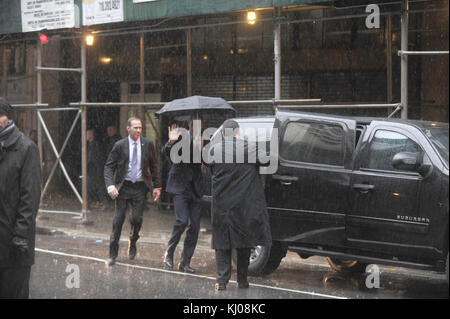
[392,152,432,176]
[392,152,420,172]
[418,153,432,177]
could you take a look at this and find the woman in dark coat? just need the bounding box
[206,120,272,291]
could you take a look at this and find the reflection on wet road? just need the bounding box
[30,233,448,299]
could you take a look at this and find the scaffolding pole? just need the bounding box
[37,42,43,166]
[274,8,281,102]
[400,0,408,119]
[81,35,88,223]
[276,103,401,110]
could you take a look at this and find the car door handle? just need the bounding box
[352,183,375,193]
[273,174,298,186]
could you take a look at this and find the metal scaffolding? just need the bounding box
[17,0,447,222]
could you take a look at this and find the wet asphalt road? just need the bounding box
[30,201,448,300]
[30,232,448,300]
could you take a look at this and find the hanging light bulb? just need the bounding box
[85,34,94,46]
[247,11,256,25]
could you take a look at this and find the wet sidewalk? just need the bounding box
[36,198,213,252]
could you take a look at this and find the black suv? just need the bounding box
[204,111,449,284]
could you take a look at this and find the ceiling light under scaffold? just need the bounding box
[85,34,94,46]
[247,11,256,25]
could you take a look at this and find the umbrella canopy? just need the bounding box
[155,95,235,120]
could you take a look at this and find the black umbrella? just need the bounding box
[155,95,235,120]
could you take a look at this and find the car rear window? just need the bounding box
[280,121,344,166]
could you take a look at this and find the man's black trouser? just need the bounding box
[109,181,147,259]
[166,192,202,265]
[215,248,251,284]
[0,266,31,299]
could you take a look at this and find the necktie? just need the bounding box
[130,142,138,183]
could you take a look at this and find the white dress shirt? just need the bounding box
[126,136,143,182]
[107,136,143,192]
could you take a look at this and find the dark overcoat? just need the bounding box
[207,138,272,250]
[0,124,42,267]
[161,136,203,198]
[87,139,106,193]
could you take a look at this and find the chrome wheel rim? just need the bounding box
[249,246,262,264]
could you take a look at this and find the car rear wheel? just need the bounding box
[326,257,368,274]
[232,242,287,276]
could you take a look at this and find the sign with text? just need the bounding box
[21,0,75,32]
[82,0,124,26]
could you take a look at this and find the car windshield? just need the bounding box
[238,121,274,142]
[422,125,449,165]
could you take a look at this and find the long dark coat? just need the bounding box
[207,138,272,250]
[0,124,42,267]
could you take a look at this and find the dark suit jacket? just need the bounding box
[161,139,203,198]
[104,137,161,192]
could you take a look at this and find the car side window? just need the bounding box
[366,130,422,171]
[280,121,344,166]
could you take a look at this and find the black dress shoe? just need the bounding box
[178,263,196,274]
[238,281,250,289]
[128,242,137,260]
[163,252,174,269]
[215,283,226,291]
[107,258,115,266]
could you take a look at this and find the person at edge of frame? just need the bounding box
[0,97,42,299]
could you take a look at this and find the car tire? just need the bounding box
[326,257,368,274]
[232,242,287,276]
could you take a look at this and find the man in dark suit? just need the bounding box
[162,115,204,274]
[104,117,161,266]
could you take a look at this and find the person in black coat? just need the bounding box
[104,117,161,266]
[87,129,106,209]
[104,124,122,159]
[162,115,204,274]
[205,119,272,291]
[0,98,42,298]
